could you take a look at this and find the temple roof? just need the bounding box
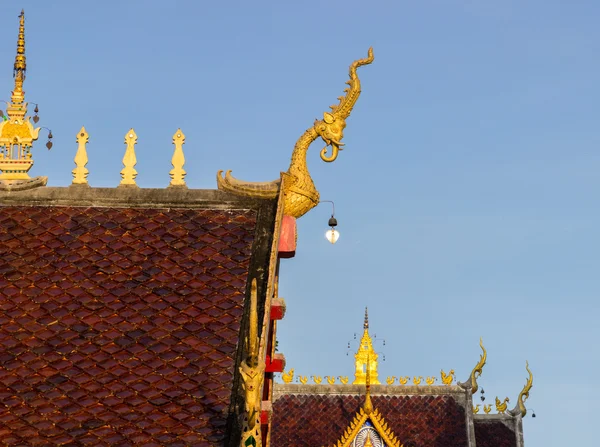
[0,187,280,446]
[473,416,520,447]
[271,384,472,447]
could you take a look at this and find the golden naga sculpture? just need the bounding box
[509,361,533,417]
[239,279,265,447]
[217,48,374,219]
[0,11,48,187]
[441,369,455,385]
[495,397,509,414]
[460,338,487,393]
[281,368,294,384]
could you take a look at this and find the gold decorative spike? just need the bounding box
[353,307,380,385]
[426,376,436,385]
[483,404,492,414]
[468,338,487,393]
[217,48,374,219]
[299,375,308,385]
[495,397,509,414]
[511,361,533,417]
[413,376,422,385]
[72,127,89,184]
[473,404,480,414]
[338,376,349,384]
[325,376,336,385]
[441,369,455,385]
[399,376,409,385]
[169,128,186,187]
[0,11,44,182]
[312,376,322,384]
[363,354,373,415]
[119,128,138,186]
[281,368,294,384]
[386,376,396,385]
[239,279,265,446]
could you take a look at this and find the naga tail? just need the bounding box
[216,170,280,199]
[329,47,375,120]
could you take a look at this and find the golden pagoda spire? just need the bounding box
[0,10,45,184]
[353,307,380,385]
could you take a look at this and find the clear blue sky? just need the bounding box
[2,1,599,445]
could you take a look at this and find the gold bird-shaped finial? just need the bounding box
[426,376,436,385]
[386,376,396,385]
[312,376,322,384]
[338,376,349,384]
[325,376,335,385]
[483,404,492,414]
[441,369,455,385]
[413,376,423,385]
[281,369,294,384]
[495,396,510,414]
[473,404,480,414]
[299,375,308,385]
[399,376,409,385]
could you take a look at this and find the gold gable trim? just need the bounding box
[326,407,403,447]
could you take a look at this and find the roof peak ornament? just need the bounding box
[217,48,374,219]
[459,337,487,393]
[509,361,533,418]
[0,10,52,189]
[354,307,380,385]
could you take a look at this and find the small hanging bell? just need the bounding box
[33,115,39,123]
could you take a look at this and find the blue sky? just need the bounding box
[2,1,599,445]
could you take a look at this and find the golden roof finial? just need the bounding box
[119,129,138,186]
[0,10,45,183]
[169,129,187,187]
[510,361,533,417]
[462,337,487,393]
[13,10,26,102]
[72,127,90,185]
[353,307,380,385]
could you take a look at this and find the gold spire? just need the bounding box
[363,353,373,414]
[0,10,44,182]
[353,307,380,385]
[12,10,26,106]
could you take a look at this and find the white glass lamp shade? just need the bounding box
[325,228,340,244]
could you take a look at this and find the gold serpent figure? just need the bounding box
[217,48,374,219]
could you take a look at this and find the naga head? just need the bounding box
[317,47,374,163]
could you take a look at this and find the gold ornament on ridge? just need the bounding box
[299,376,308,385]
[169,128,187,187]
[468,338,487,393]
[217,48,374,219]
[72,127,89,185]
[353,308,380,385]
[425,376,436,385]
[338,376,349,384]
[120,128,138,186]
[441,369,454,385]
[312,376,322,384]
[399,376,409,385]
[386,376,396,385]
[512,361,533,417]
[325,376,335,385]
[281,369,294,384]
[473,404,480,414]
[495,397,509,414]
[483,404,492,414]
[413,376,422,385]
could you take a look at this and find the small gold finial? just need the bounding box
[399,376,409,385]
[119,128,138,186]
[311,376,322,384]
[413,376,423,385]
[495,396,509,414]
[72,126,89,185]
[299,376,308,385]
[473,404,480,414]
[169,128,187,187]
[325,376,336,385]
[426,376,436,385]
[353,308,380,385]
[281,369,294,384]
[13,10,26,103]
[483,404,492,414]
[338,376,349,384]
[441,369,455,385]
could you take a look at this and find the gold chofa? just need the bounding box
[217,48,374,218]
[0,11,42,181]
[353,308,380,385]
[510,361,533,417]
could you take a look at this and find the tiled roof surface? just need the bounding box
[271,393,468,447]
[0,206,258,446]
[474,420,517,447]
